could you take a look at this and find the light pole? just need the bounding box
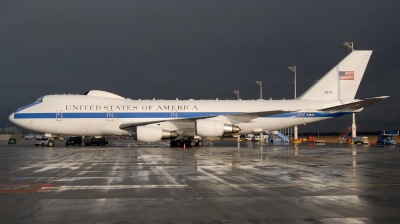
[233,89,241,142]
[255,81,265,142]
[288,66,296,98]
[288,65,298,140]
[233,90,240,100]
[342,42,356,139]
[255,81,262,99]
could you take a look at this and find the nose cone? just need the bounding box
[9,112,27,129]
[9,112,15,124]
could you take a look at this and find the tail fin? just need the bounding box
[298,50,372,100]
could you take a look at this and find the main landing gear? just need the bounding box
[170,138,203,148]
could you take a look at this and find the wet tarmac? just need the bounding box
[0,139,400,223]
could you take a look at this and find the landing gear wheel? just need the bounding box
[197,141,203,147]
[189,141,196,147]
[176,140,182,147]
[170,141,176,147]
[48,140,55,147]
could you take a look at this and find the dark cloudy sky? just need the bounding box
[1,1,399,133]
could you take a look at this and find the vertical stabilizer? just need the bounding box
[298,50,372,100]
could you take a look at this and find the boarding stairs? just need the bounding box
[268,131,290,143]
[338,126,352,143]
[377,130,399,145]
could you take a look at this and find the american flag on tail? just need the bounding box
[339,71,354,80]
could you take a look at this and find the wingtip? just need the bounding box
[364,96,390,100]
[374,96,390,100]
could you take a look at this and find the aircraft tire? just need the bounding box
[197,141,203,147]
[190,141,196,147]
[48,140,55,147]
[176,140,182,147]
[170,141,176,147]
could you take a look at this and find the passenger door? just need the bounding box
[298,112,304,121]
[107,110,113,121]
[171,110,178,119]
[56,110,62,121]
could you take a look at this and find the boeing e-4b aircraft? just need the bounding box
[9,50,388,147]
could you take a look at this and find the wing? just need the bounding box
[319,96,389,112]
[119,110,293,131]
[223,110,293,124]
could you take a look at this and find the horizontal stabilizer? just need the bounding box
[319,96,389,112]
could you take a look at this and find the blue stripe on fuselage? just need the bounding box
[13,111,352,119]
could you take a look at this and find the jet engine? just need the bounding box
[195,120,240,137]
[136,126,178,142]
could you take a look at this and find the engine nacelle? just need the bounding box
[136,126,178,142]
[195,120,240,137]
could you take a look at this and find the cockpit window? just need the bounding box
[35,96,44,102]
[15,96,45,112]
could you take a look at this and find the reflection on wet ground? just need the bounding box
[0,140,399,223]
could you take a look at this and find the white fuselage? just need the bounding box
[9,94,355,137]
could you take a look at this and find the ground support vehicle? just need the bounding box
[35,137,55,147]
[65,137,82,146]
[244,134,269,141]
[8,138,16,144]
[377,130,398,145]
[352,136,369,144]
[306,135,316,144]
[85,137,108,146]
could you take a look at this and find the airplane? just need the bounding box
[23,133,63,140]
[9,50,388,147]
[23,133,41,140]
